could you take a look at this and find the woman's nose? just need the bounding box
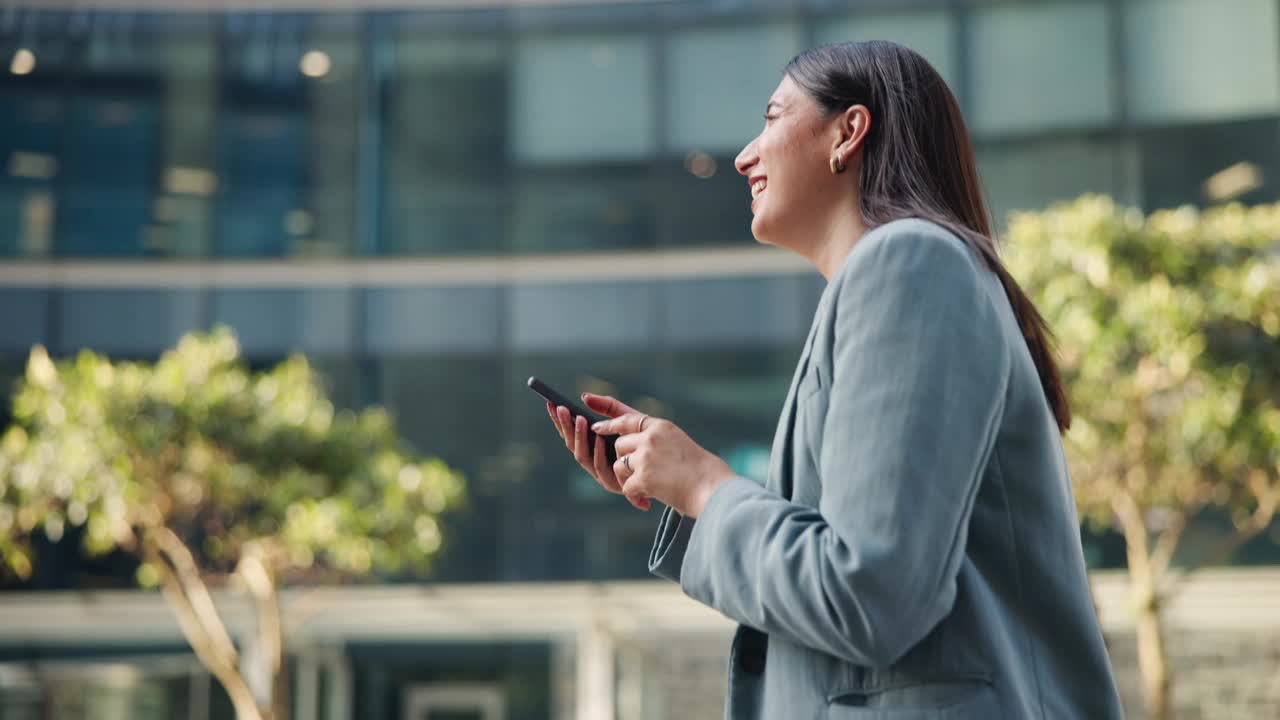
[735,138,758,176]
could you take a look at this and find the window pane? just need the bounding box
[970,2,1114,135]
[663,275,815,348]
[364,286,501,355]
[0,23,71,259]
[1124,0,1280,123]
[1137,118,1280,209]
[666,23,802,154]
[977,135,1137,224]
[373,355,502,582]
[60,97,158,256]
[303,29,361,258]
[380,34,506,255]
[58,289,202,356]
[507,281,659,352]
[509,166,654,253]
[216,17,360,257]
[152,30,218,258]
[812,10,957,90]
[216,21,308,258]
[0,289,49,353]
[511,33,654,164]
[661,152,752,248]
[211,288,355,356]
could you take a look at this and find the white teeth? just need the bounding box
[751,180,767,198]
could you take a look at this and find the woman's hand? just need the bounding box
[588,394,737,519]
[546,395,651,511]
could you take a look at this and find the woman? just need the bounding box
[546,41,1122,719]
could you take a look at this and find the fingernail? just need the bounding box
[591,422,602,431]
[581,393,589,401]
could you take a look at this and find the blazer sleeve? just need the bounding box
[676,226,1011,669]
[648,505,695,583]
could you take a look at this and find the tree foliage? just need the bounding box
[1004,195,1280,719]
[1006,195,1280,543]
[0,326,464,719]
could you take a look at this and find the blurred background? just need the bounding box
[0,0,1277,719]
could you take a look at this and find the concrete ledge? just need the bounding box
[0,568,1276,646]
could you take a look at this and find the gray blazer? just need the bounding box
[649,218,1123,719]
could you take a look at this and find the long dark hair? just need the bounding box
[785,40,1071,433]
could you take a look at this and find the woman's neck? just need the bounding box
[810,200,869,282]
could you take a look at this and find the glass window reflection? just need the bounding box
[216,15,359,258]
[380,33,507,255]
[813,9,957,91]
[666,23,801,155]
[969,2,1114,135]
[0,288,49,353]
[511,33,655,163]
[58,289,202,356]
[977,135,1138,225]
[1125,0,1280,124]
[509,165,655,253]
[211,287,356,357]
[0,23,69,259]
[60,17,163,257]
[661,152,753,248]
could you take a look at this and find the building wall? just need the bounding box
[0,0,1278,584]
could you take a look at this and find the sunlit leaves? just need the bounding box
[1005,195,1280,536]
[0,326,464,585]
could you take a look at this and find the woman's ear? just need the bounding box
[830,104,872,167]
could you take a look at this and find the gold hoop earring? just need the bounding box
[829,156,845,175]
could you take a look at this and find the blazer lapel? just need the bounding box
[765,304,823,499]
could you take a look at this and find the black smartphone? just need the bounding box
[527,376,617,464]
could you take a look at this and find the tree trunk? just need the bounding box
[1114,491,1174,720]
[146,528,267,720]
[237,544,288,720]
[1134,583,1171,720]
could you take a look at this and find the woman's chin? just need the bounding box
[750,214,777,246]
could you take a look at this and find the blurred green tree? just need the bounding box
[0,327,464,720]
[1006,195,1280,720]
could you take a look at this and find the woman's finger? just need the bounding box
[583,393,639,419]
[573,415,592,466]
[592,412,652,437]
[592,435,620,493]
[556,406,575,449]
[620,471,650,511]
[546,402,566,444]
[612,452,650,511]
[615,432,641,457]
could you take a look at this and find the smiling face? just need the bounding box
[734,75,867,257]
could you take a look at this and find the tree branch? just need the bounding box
[151,548,235,678]
[237,544,283,681]
[1112,488,1153,581]
[1162,488,1278,597]
[145,537,262,720]
[1149,510,1189,579]
[150,526,240,665]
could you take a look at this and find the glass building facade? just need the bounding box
[3,1,1280,715]
[4,0,1280,586]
